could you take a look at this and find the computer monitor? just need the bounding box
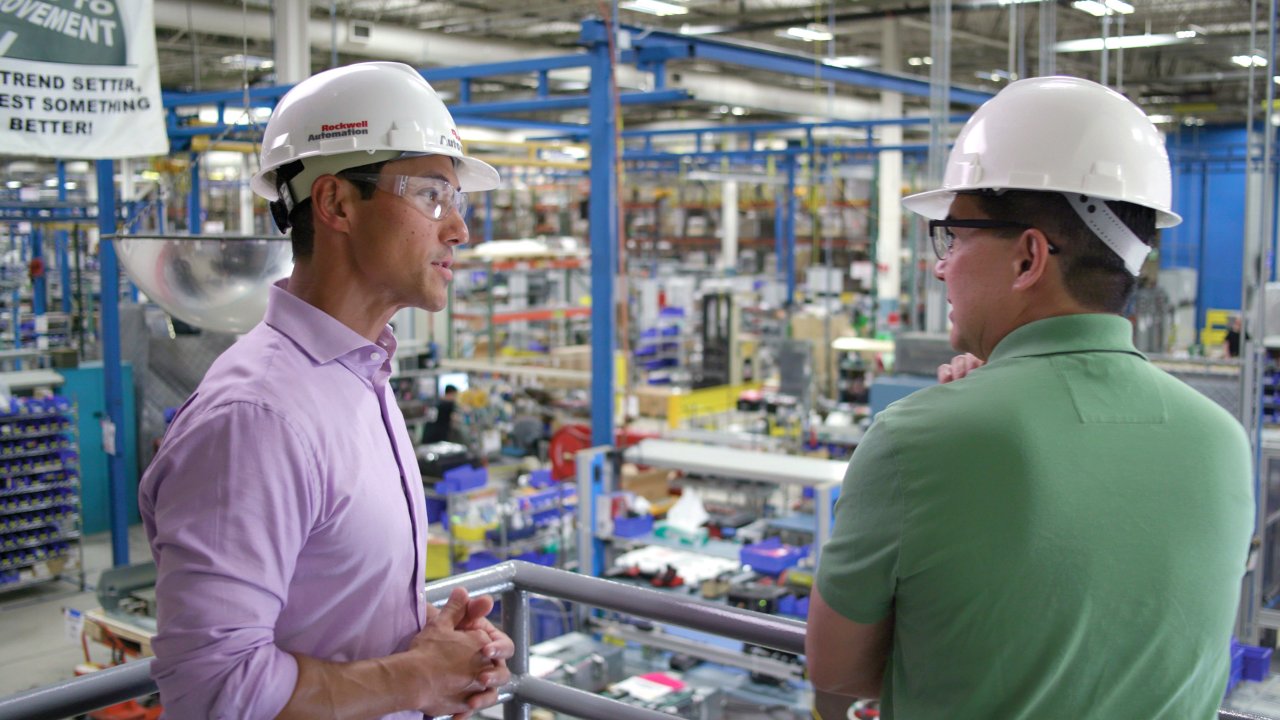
[437,372,469,396]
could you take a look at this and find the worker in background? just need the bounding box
[422,383,460,445]
[1226,313,1244,358]
[139,62,513,719]
[806,76,1253,719]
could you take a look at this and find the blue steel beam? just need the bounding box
[587,35,617,448]
[421,54,591,81]
[450,89,690,116]
[581,19,994,106]
[622,116,971,139]
[622,144,932,164]
[96,160,129,567]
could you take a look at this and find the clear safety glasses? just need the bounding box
[928,218,1051,260]
[340,173,468,222]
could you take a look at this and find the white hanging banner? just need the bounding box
[0,0,169,158]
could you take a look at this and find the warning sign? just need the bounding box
[0,0,168,158]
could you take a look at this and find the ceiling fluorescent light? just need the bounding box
[824,55,877,68]
[1055,33,1189,53]
[1072,0,1131,15]
[1175,30,1197,39]
[1232,54,1268,67]
[1072,1,1108,17]
[620,0,688,16]
[1147,114,1173,124]
[779,25,833,42]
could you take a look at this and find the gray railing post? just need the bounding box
[502,587,531,720]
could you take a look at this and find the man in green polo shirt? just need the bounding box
[806,76,1254,720]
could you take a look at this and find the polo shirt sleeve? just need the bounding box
[815,413,904,624]
[139,401,319,720]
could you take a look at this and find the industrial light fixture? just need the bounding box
[219,53,274,70]
[1147,114,1174,124]
[1232,54,1268,68]
[1176,30,1197,39]
[976,69,1015,82]
[823,55,877,68]
[1055,33,1191,52]
[778,24,833,42]
[619,0,688,16]
[1072,0,1133,16]
[4,181,20,189]
[731,106,748,116]
[907,56,933,66]
[64,181,77,190]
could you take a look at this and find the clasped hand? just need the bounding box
[407,587,514,719]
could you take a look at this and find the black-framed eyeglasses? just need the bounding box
[929,218,1056,260]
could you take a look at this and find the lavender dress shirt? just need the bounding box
[140,281,427,719]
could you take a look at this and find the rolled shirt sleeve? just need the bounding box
[140,400,319,719]
[816,413,904,624]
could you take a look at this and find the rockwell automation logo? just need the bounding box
[441,127,462,152]
[307,119,369,143]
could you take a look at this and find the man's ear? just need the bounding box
[309,175,353,234]
[1011,228,1052,292]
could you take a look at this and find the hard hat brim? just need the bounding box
[902,187,1182,229]
[455,155,500,193]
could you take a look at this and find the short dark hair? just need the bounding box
[283,158,389,260]
[966,190,1157,313]
[443,384,458,395]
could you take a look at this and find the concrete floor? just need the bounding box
[0,524,150,699]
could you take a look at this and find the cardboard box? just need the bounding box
[621,465,673,502]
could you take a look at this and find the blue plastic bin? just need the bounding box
[1244,645,1273,682]
[739,537,808,575]
[612,514,653,538]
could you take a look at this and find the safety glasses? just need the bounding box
[928,218,1056,260]
[340,173,468,222]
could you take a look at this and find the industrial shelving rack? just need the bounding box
[0,395,83,595]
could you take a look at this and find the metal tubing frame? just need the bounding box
[0,560,1260,720]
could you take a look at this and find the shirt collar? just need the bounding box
[987,314,1145,364]
[264,280,398,379]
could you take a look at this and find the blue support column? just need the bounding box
[484,191,494,244]
[774,186,784,286]
[10,289,20,362]
[188,154,201,233]
[56,229,70,314]
[96,160,129,567]
[31,227,45,316]
[56,161,69,314]
[587,34,617,447]
[785,155,797,306]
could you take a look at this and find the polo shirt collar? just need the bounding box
[987,314,1145,364]
[264,280,398,376]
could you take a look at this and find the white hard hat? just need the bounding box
[903,75,1181,230]
[250,62,499,210]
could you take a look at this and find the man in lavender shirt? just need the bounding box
[139,62,514,719]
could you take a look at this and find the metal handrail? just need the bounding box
[0,561,1269,720]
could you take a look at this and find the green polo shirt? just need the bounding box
[816,314,1253,719]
